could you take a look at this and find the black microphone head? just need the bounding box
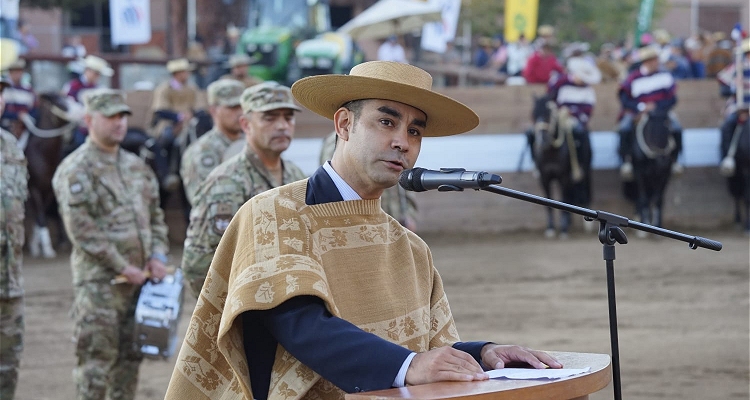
[399,168,426,192]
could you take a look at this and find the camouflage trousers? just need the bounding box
[72,282,143,400]
[0,296,23,400]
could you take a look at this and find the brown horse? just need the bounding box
[22,92,81,258]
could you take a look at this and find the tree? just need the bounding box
[459,0,668,46]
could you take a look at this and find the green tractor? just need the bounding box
[239,0,362,85]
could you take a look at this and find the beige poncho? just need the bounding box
[165,179,460,399]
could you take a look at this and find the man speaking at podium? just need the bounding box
[165,61,561,400]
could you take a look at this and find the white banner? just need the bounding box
[420,0,461,54]
[109,0,151,45]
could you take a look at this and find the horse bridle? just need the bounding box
[19,110,78,140]
[635,113,676,158]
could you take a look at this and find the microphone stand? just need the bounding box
[470,183,723,400]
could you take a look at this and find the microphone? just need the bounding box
[399,168,502,192]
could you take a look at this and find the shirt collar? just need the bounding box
[322,161,361,201]
[170,78,184,90]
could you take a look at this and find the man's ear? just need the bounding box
[239,113,251,135]
[333,107,352,141]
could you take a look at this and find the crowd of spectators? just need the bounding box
[456,25,738,86]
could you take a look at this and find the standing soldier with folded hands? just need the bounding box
[52,89,169,400]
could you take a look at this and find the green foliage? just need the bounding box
[460,0,668,46]
[458,0,505,39]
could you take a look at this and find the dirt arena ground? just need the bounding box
[13,229,749,400]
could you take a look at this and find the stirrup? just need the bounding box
[671,162,684,176]
[620,162,634,181]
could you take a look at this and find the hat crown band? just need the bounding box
[350,62,433,91]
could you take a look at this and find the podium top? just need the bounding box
[345,351,611,400]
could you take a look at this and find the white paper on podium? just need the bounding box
[487,367,591,380]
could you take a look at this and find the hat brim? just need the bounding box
[216,98,243,107]
[100,104,132,117]
[168,65,196,73]
[246,102,303,113]
[291,75,479,137]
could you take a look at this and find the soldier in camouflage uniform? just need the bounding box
[52,89,170,400]
[220,53,263,88]
[180,79,245,206]
[182,81,306,295]
[319,130,418,231]
[0,76,29,400]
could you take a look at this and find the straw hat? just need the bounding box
[291,61,479,137]
[566,57,602,85]
[83,55,114,77]
[538,25,555,37]
[637,46,660,62]
[0,38,19,71]
[166,58,195,73]
[742,38,750,54]
[224,53,255,68]
[6,58,25,70]
[653,29,671,45]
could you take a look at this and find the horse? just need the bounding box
[719,112,750,233]
[121,109,213,222]
[529,95,592,238]
[628,110,678,233]
[21,92,82,258]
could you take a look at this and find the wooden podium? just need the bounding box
[345,352,611,400]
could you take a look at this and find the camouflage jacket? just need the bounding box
[0,130,28,298]
[182,144,306,294]
[180,128,244,206]
[319,131,418,225]
[52,140,169,285]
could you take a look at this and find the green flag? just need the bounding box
[634,0,656,47]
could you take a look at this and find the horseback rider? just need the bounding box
[61,55,114,154]
[525,56,599,166]
[717,37,750,150]
[617,45,683,180]
[148,58,204,191]
[220,53,263,88]
[0,58,35,142]
[546,56,600,206]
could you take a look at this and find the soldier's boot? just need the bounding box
[38,227,57,259]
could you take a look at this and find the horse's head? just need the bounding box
[638,110,672,152]
[531,94,553,124]
[36,92,84,128]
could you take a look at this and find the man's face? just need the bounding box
[241,108,296,156]
[334,99,424,197]
[212,104,243,136]
[173,70,190,84]
[643,58,660,72]
[8,69,23,84]
[85,111,128,151]
[84,69,101,84]
[232,65,248,77]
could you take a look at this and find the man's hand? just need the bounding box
[120,265,147,286]
[480,344,563,370]
[146,258,168,281]
[405,346,488,386]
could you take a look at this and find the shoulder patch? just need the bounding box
[201,155,217,167]
[211,202,234,235]
[70,181,83,194]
